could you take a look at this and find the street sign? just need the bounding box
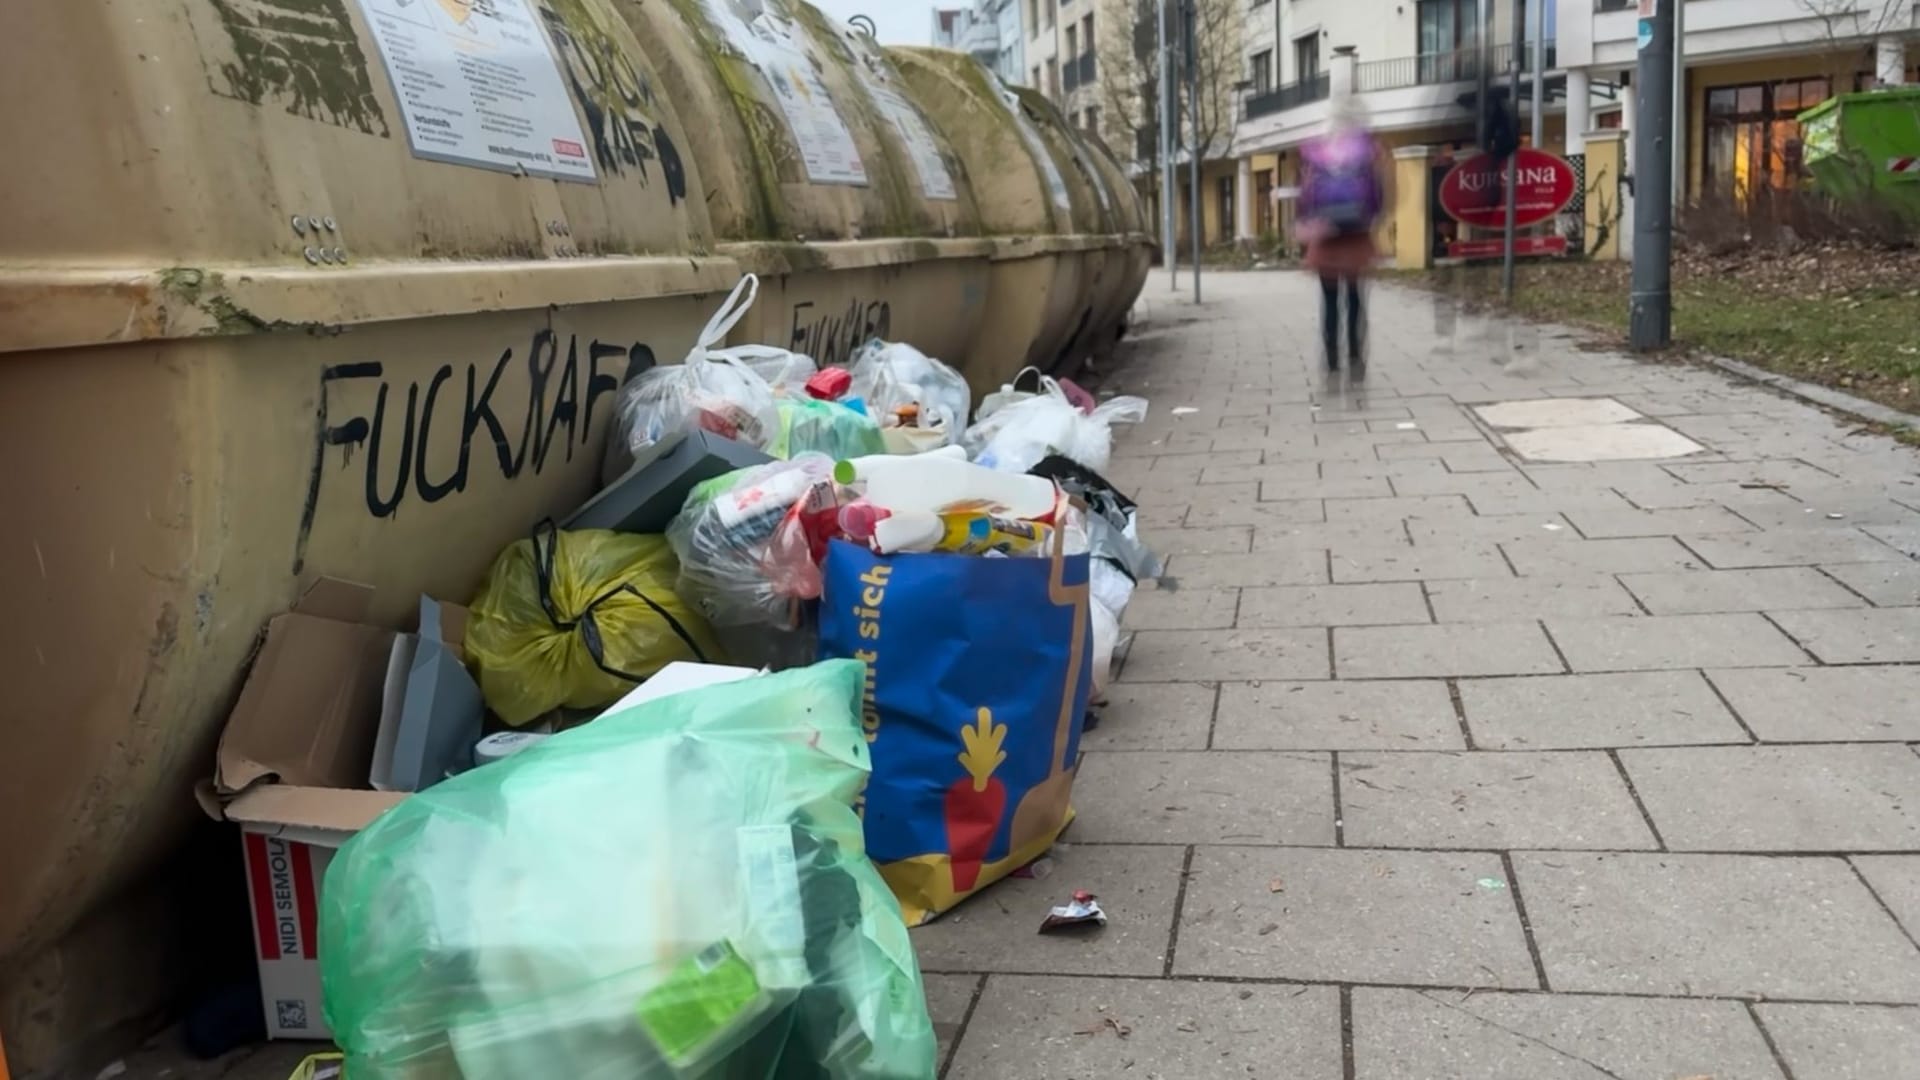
[1437,149,1579,229]
[1449,235,1569,260]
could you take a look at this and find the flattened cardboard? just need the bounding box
[370,597,483,792]
[214,579,394,796]
[225,785,409,846]
[570,429,773,534]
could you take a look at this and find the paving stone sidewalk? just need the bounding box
[929,272,1920,1079]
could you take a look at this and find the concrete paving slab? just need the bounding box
[1084,682,1216,751]
[925,973,982,1070]
[1236,583,1430,628]
[1513,852,1920,1000]
[911,844,1184,977]
[1214,680,1465,750]
[1852,856,1920,940]
[1476,398,1644,429]
[1502,537,1703,576]
[1198,461,1322,486]
[1705,667,1920,742]
[1164,551,1330,589]
[1150,526,1254,555]
[1666,460,1842,488]
[1175,847,1538,988]
[1818,562,1920,607]
[1353,988,1785,1080]
[1466,489,1642,517]
[1460,671,1749,749]
[1182,497,1328,529]
[1684,530,1915,568]
[1331,543,1515,583]
[1123,629,1331,682]
[1425,576,1642,623]
[1322,494,1477,523]
[1250,521,1416,552]
[1123,585,1240,630]
[1263,475,1397,501]
[1543,613,1810,671]
[1071,752,1335,846]
[1766,607,1920,663]
[1506,423,1708,463]
[1754,1004,1920,1080]
[1407,514,1580,546]
[1618,567,1867,614]
[1564,505,1758,538]
[1336,622,1564,678]
[1385,470,1541,500]
[1620,745,1920,851]
[1340,751,1658,850]
[945,977,1343,1080]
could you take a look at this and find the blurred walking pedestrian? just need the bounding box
[1297,97,1389,372]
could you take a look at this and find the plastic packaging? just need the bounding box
[612,276,783,456]
[732,345,818,398]
[805,367,853,401]
[974,366,1049,423]
[319,660,938,1080]
[848,341,971,446]
[837,453,1057,520]
[668,455,844,627]
[466,525,722,727]
[872,510,1054,557]
[965,392,1150,474]
[768,397,887,461]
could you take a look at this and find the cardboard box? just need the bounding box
[201,580,432,1038]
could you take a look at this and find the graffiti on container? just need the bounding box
[540,0,682,200]
[292,331,655,570]
[789,297,892,368]
[197,0,390,136]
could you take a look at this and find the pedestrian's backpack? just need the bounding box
[1304,131,1381,235]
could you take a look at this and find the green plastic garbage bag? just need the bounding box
[319,660,937,1080]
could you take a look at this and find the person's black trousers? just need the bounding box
[1319,273,1364,369]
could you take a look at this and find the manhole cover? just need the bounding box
[1473,398,1706,463]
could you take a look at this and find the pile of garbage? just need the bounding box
[198,274,1160,1078]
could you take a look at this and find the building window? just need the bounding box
[1085,105,1101,134]
[1251,49,1273,94]
[1294,34,1320,84]
[1046,0,1056,30]
[1028,0,1039,40]
[1704,77,1832,199]
[1082,13,1093,55]
[1033,65,1042,89]
[1046,57,1059,99]
[1254,168,1275,235]
[1417,0,1473,82]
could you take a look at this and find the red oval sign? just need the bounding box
[1437,149,1577,229]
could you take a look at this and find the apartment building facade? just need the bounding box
[1021,0,1108,138]
[1228,0,1915,267]
[935,0,1029,87]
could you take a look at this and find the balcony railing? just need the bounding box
[1352,42,1558,95]
[1242,72,1331,120]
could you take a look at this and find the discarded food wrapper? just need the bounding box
[1040,890,1108,933]
[1395,422,1418,430]
[1170,406,1199,417]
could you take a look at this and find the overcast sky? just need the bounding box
[809,0,940,44]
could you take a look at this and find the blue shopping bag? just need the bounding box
[818,534,1092,925]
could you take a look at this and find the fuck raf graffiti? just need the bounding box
[789,297,892,368]
[293,330,654,570]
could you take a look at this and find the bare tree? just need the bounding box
[1093,0,1243,228]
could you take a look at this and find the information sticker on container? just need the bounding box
[356,0,599,182]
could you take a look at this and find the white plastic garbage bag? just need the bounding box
[611,275,786,459]
[848,340,971,447]
[965,390,1149,474]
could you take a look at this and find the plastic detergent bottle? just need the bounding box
[872,510,1055,556]
[832,444,966,486]
[837,451,1056,521]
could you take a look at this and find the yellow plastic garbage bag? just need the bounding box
[468,522,721,726]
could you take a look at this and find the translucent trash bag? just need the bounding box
[964,390,1150,474]
[319,660,939,1080]
[668,455,844,629]
[466,524,723,727]
[613,275,782,455]
[768,398,887,461]
[734,346,819,399]
[847,341,971,447]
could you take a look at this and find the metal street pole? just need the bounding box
[1185,0,1201,303]
[1159,0,1176,291]
[1671,0,1686,206]
[1529,0,1545,147]
[1501,0,1522,300]
[1630,0,1675,349]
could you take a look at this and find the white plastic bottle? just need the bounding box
[839,453,1057,520]
[832,444,966,487]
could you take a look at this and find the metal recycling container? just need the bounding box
[1799,86,1920,223]
[0,0,1146,1065]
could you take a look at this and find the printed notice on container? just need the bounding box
[356,0,596,182]
[702,0,867,186]
[846,42,955,199]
